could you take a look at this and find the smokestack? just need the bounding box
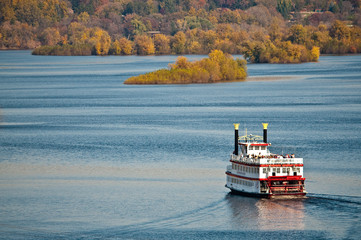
[262,123,268,143]
[234,123,240,155]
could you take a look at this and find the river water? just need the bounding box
[0,51,360,239]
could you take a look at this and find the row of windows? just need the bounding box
[232,163,260,173]
[232,164,302,174]
[228,176,254,187]
[249,146,266,151]
[262,167,301,173]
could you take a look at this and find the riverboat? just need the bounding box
[225,123,306,198]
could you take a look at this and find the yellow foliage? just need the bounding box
[124,50,247,85]
[119,38,133,55]
[310,46,320,62]
[170,56,192,69]
[154,34,170,54]
[134,35,155,55]
[89,28,111,55]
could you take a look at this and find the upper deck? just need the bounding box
[232,123,303,166]
[231,154,303,166]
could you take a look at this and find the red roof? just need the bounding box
[239,143,270,146]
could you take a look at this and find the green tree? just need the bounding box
[131,19,148,36]
[277,0,292,19]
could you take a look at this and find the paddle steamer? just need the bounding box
[225,123,306,198]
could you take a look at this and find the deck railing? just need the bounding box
[231,154,303,165]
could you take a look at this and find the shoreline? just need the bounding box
[124,76,299,85]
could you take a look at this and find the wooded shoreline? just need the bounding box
[2,1,360,63]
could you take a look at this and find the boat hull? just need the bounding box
[226,185,307,199]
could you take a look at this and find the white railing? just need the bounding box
[230,154,303,165]
[260,158,303,165]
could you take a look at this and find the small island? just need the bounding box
[124,50,247,84]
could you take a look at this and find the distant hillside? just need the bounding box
[1,0,361,62]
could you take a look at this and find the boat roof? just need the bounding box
[239,142,270,146]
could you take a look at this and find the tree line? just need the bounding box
[1,0,361,63]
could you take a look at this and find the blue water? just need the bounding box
[0,51,360,239]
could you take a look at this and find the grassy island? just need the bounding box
[124,50,247,85]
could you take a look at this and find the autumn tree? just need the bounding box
[40,27,61,46]
[329,20,350,41]
[154,34,171,54]
[134,35,155,55]
[89,27,111,55]
[171,31,186,54]
[288,24,307,45]
[68,22,89,45]
[110,37,133,55]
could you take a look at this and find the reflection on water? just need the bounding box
[225,194,305,231]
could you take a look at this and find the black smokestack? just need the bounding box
[262,123,268,143]
[234,124,239,155]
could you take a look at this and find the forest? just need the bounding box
[1,0,361,63]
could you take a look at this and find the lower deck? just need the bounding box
[226,173,306,197]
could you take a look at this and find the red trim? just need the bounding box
[267,175,305,181]
[226,172,262,181]
[230,160,303,167]
[271,192,306,197]
[260,164,304,167]
[226,172,305,181]
[239,143,270,146]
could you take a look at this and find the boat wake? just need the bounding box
[82,198,227,238]
[306,193,361,205]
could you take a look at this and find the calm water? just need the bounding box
[0,51,361,239]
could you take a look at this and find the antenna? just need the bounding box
[245,128,247,142]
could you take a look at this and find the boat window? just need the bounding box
[263,168,267,173]
[282,168,287,173]
[277,168,280,173]
[261,146,266,150]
